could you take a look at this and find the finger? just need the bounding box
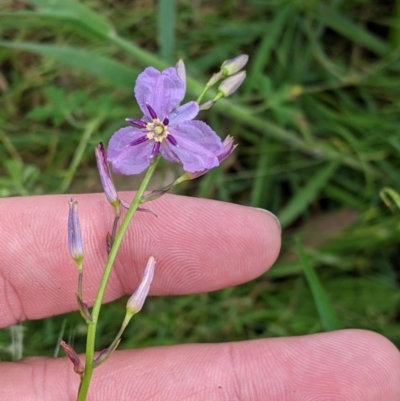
[0,330,398,400]
[0,194,281,327]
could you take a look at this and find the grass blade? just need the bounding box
[158,0,176,63]
[278,162,339,228]
[313,5,388,55]
[0,41,136,88]
[296,239,342,331]
[28,0,114,38]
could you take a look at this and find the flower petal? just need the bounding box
[175,59,186,93]
[134,67,185,120]
[168,101,199,124]
[184,136,238,179]
[164,121,224,172]
[159,140,180,163]
[107,127,144,158]
[218,135,237,162]
[107,127,153,175]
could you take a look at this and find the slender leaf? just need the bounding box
[27,0,114,38]
[296,239,342,331]
[380,187,400,212]
[158,0,176,63]
[314,5,388,55]
[0,41,136,88]
[278,162,339,228]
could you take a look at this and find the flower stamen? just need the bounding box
[146,104,158,119]
[126,118,147,128]
[166,135,178,146]
[129,136,148,146]
[145,117,169,143]
[150,142,161,158]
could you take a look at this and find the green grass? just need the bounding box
[1,0,400,362]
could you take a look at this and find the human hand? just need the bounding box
[0,194,399,400]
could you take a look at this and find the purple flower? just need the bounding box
[107,66,225,175]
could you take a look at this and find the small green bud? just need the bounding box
[221,54,248,76]
[217,71,246,97]
[199,100,215,111]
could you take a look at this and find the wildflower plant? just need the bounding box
[64,55,247,400]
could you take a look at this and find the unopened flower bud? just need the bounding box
[95,143,120,213]
[126,256,155,315]
[221,54,248,76]
[199,100,215,111]
[68,198,84,267]
[217,71,246,97]
[60,340,84,376]
[175,59,186,92]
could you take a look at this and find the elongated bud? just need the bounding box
[95,143,120,214]
[199,100,215,111]
[60,340,84,376]
[68,198,84,268]
[175,59,186,92]
[221,54,248,76]
[126,256,155,315]
[217,71,246,97]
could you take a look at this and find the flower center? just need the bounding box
[146,118,169,143]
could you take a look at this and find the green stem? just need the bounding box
[196,85,211,104]
[77,156,160,401]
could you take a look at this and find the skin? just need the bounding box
[0,194,399,401]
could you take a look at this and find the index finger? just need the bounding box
[0,193,281,327]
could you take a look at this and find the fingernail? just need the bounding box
[253,208,281,233]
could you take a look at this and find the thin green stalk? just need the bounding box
[77,156,160,401]
[77,271,83,302]
[196,85,211,104]
[59,117,103,193]
[92,312,134,369]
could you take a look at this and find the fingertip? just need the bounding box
[345,329,400,389]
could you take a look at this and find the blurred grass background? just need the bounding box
[1,0,400,361]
